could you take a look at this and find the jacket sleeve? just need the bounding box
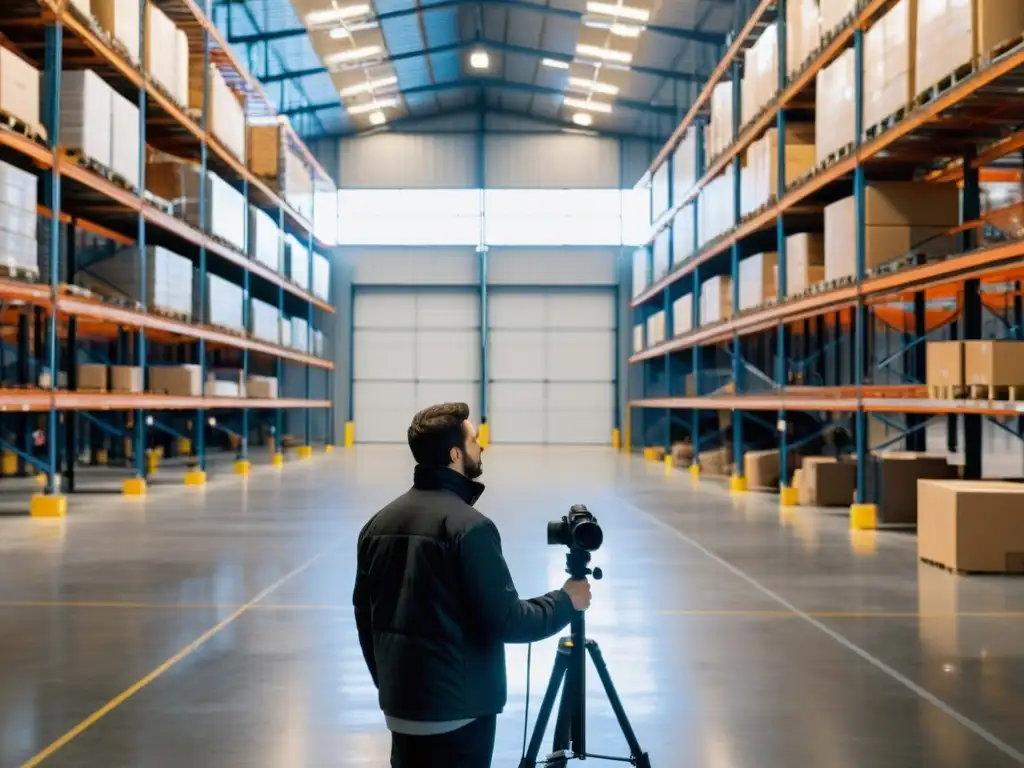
[456,519,576,644]
[352,535,379,688]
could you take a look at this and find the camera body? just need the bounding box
[547,504,603,552]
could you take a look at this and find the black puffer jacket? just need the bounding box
[353,464,575,722]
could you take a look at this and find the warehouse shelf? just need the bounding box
[628,0,1024,527]
[0,391,330,412]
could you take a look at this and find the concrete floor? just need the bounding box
[2,446,1024,767]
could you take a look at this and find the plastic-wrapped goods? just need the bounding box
[110,90,140,189]
[673,294,693,336]
[819,0,856,36]
[671,125,701,204]
[312,252,330,301]
[291,316,309,352]
[174,29,189,106]
[91,0,141,63]
[631,248,648,297]
[652,228,670,282]
[698,165,737,246]
[249,206,281,271]
[672,205,695,266]
[60,70,112,168]
[80,245,193,317]
[313,330,325,357]
[201,273,244,331]
[646,310,666,346]
[282,148,314,221]
[863,0,918,137]
[815,49,855,166]
[287,234,310,290]
[0,48,42,137]
[209,174,246,251]
[280,317,292,348]
[787,0,822,76]
[708,81,734,159]
[651,162,670,221]
[250,298,280,344]
[145,4,178,97]
[189,63,245,161]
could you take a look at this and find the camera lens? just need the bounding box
[547,520,568,547]
[572,520,603,552]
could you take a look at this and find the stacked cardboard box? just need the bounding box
[672,206,695,264]
[111,365,143,393]
[742,24,779,126]
[916,0,1024,100]
[671,126,701,202]
[699,445,732,476]
[251,299,280,344]
[287,234,310,289]
[0,161,39,276]
[964,340,1024,391]
[76,364,108,391]
[210,174,246,250]
[147,161,247,250]
[918,480,1024,573]
[815,49,856,165]
[926,340,964,395]
[744,124,816,213]
[206,369,245,397]
[819,0,857,35]
[92,0,141,63]
[672,294,693,336]
[249,206,282,272]
[670,441,694,468]
[81,245,193,317]
[823,181,960,282]
[798,457,857,506]
[646,310,666,346]
[60,70,112,168]
[150,364,202,396]
[0,48,42,137]
[708,81,734,159]
[784,233,825,295]
[291,316,309,352]
[247,375,279,399]
[700,275,732,324]
[787,0,822,76]
[145,4,180,99]
[189,63,246,162]
[744,449,805,489]
[632,248,649,297]
[312,253,330,301]
[633,324,644,353]
[863,0,917,137]
[739,252,778,311]
[199,273,244,332]
[865,452,959,524]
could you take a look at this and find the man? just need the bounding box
[353,402,592,767]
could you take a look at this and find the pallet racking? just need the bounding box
[627,0,1024,526]
[0,0,337,513]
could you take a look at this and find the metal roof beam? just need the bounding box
[259,39,707,85]
[279,78,676,117]
[227,0,724,46]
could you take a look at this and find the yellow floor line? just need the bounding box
[19,543,340,768]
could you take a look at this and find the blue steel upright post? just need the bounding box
[275,210,285,460]
[850,28,873,528]
[663,159,674,456]
[776,3,794,504]
[132,0,148,491]
[191,25,211,484]
[306,186,314,450]
[239,173,250,472]
[35,20,66,517]
[691,122,704,470]
[730,58,745,492]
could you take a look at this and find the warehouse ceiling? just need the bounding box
[213,0,739,140]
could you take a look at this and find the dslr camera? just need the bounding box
[547,504,603,552]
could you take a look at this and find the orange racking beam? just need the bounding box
[0,390,331,412]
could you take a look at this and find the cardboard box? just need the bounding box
[815,49,856,165]
[918,480,1024,573]
[964,340,1024,387]
[248,123,283,178]
[60,70,112,168]
[251,298,280,344]
[77,363,108,391]
[174,29,190,106]
[633,324,644,353]
[863,0,918,135]
[646,310,666,346]
[866,452,959,524]
[247,375,279,399]
[0,48,41,136]
[189,63,246,161]
[739,252,778,310]
[926,341,964,390]
[92,0,141,63]
[798,456,857,506]
[699,446,732,476]
[785,233,825,294]
[149,364,202,396]
[145,3,178,96]
[700,275,733,324]
[672,294,693,336]
[744,450,779,489]
[110,365,143,393]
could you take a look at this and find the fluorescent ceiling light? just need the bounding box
[328,21,379,38]
[563,96,613,113]
[347,97,399,115]
[541,58,570,70]
[575,43,632,64]
[324,45,383,66]
[585,1,650,22]
[329,27,350,39]
[571,112,594,127]
[368,110,387,126]
[610,22,643,37]
[567,76,620,95]
[306,4,372,26]
[469,49,490,69]
[340,75,398,98]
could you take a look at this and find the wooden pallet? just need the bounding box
[153,307,192,323]
[928,384,967,400]
[985,33,1024,65]
[65,150,135,194]
[864,105,909,142]
[967,384,1022,402]
[920,556,1024,577]
[0,264,40,283]
[914,62,975,109]
[0,107,47,145]
[822,142,853,169]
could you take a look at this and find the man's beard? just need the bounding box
[464,456,483,479]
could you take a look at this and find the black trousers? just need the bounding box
[390,715,497,768]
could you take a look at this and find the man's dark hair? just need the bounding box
[408,402,470,466]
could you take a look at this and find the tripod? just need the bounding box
[518,549,650,768]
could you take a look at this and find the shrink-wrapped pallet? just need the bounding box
[189,62,246,161]
[147,161,246,250]
[145,4,177,97]
[291,316,309,352]
[110,90,140,189]
[251,299,280,344]
[249,206,281,271]
[79,246,193,317]
[209,173,246,251]
[198,273,245,332]
[0,48,42,137]
[671,125,701,203]
[312,252,330,301]
[91,0,141,63]
[286,234,310,290]
[60,70,112,168]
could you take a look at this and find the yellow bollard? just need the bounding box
[234,459,251,476]
[146,450,159,476]
[611,428,621,450]
[344,421,355,447]
[122,476,147,495]
[297,445,313,459]
[478,422,489,448]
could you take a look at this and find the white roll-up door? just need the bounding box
[353,289,481,443]
[487,290,615,444]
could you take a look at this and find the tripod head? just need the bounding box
[565,547,603,582]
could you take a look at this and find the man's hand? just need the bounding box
[562,578,592,611]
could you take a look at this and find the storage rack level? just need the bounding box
[0,0,338,513]
[627,0,1024,526]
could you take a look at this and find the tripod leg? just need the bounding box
[585,641,651,768]
[519,645,571,768]
[550,673,574,751]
